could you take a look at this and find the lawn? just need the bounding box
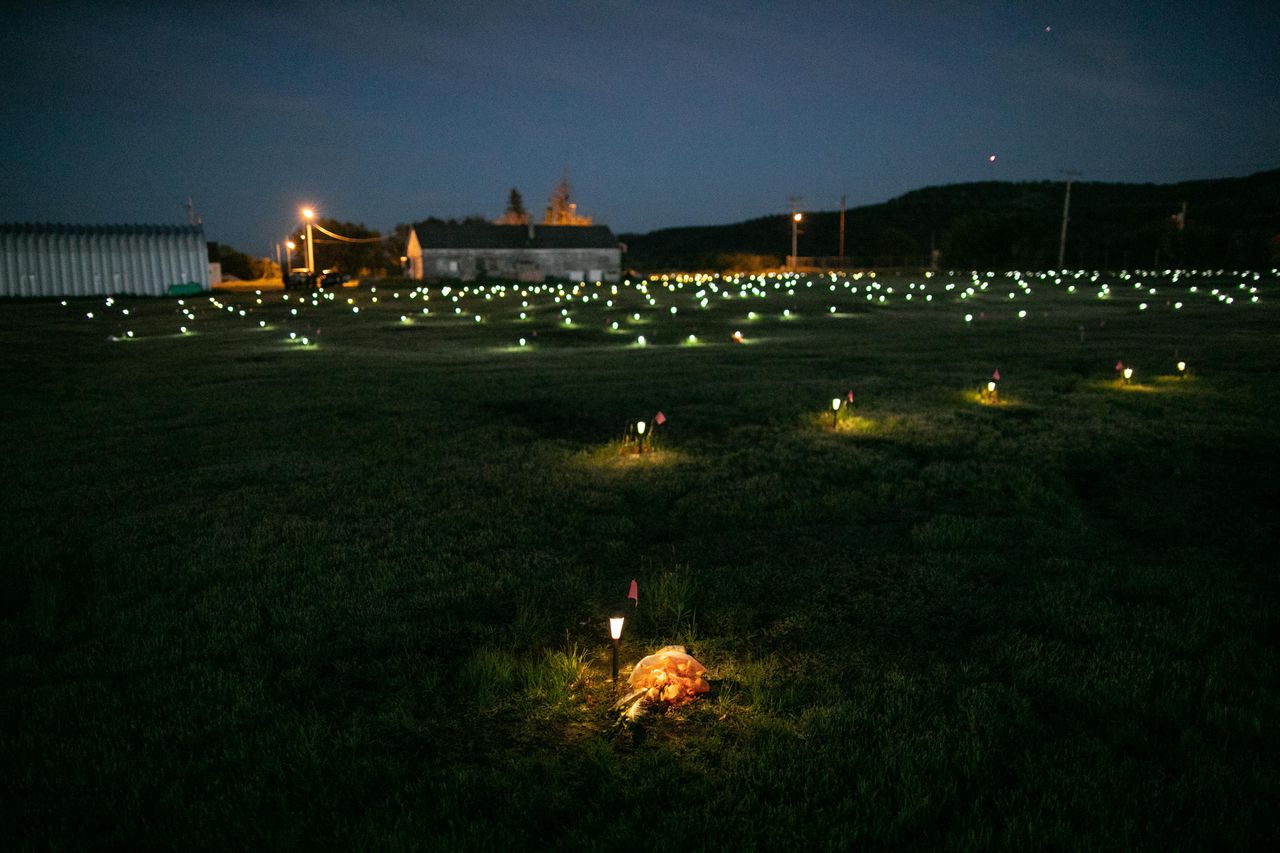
[1,270,1277,849]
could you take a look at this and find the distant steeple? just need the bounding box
[543,170,593,226]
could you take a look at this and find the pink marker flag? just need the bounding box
[654,411,666,425]
[847,390,854,403]
[627,579,639,606]
[993,369,1000,381]
[1115,360,1124,371]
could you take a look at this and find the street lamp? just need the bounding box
[285,240,296,274]
[609,615,625,684]
[791,212,803,272]
[301,207,316,275]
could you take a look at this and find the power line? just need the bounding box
[310,222,383,243]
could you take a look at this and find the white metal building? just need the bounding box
[0,223,210,298]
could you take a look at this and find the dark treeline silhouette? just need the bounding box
[621,169,1280,271]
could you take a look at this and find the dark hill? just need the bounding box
[620,169,1280,271]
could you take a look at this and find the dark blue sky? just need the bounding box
[2,1,1276,253]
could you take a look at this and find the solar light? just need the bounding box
[831,397,841,427]
[732,330,744,343]
[637,420,646,436]
[1123,367,1134,382]
[988,381,996,393]
[518,337,527,347]
[609,615,625,683]
[1177,361,1186,377]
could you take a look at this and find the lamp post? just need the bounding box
[302,207,316,275]
[609,615,625,684]
[791,212,802,272]
[831,397,841,428]
[285,240,296,275]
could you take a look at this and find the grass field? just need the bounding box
[2,269,1278,849]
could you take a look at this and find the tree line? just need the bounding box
[621,169,1280,271]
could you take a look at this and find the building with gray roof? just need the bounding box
[406,223,621,283]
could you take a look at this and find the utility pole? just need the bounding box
[788,196,802,272]
[302,208,316,274]
[1057,170,1081,269]
[838,194,846,265]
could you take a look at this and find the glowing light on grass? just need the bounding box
[609,615,625,683]
[636,335,646,346]
[732,330,744,343]
[518,337,527,347]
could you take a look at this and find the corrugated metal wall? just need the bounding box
[0,224,210,297]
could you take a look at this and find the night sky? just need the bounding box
[2,1,1276,253]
